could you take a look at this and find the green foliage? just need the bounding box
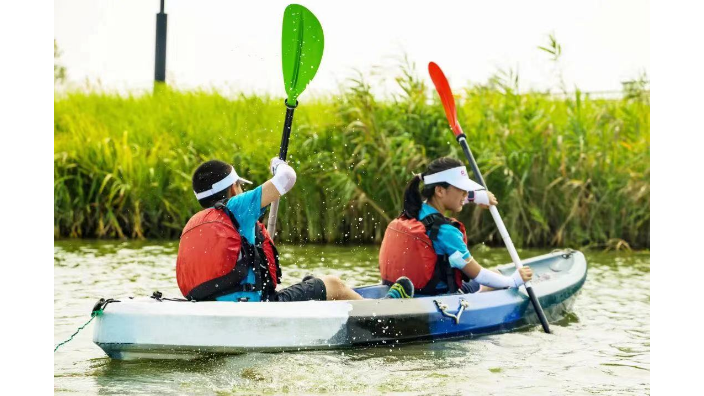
[54,40,66,83]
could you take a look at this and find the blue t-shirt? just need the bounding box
[418,203,471,268]
[418,203,471,292]
[225,186,266,244]
[216,186,267,302]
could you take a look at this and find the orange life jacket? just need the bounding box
[176,202,281,301]
[379,213,468,295]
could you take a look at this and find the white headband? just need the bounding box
[422,166,484,192]
[194,168,252,200]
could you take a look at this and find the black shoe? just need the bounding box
[384,276,414,299]
[301,274,315,283]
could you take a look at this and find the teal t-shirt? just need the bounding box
[418,203,471,267]
[418,203,471,292]
[225,185,266,244]
[216,186,267,302]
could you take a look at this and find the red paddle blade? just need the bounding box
[428,62,463,137]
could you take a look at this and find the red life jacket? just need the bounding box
[176,202,281,301]
[379,213,468,295]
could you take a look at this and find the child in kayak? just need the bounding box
[379,157,532,295]
[177,158,414,302]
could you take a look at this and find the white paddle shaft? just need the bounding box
[267,199,280,238]
[488,205,532,288]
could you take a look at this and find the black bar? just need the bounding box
[457,134,487,187]
[278,101,298,160]
[154,10,167,83]
[526,286,551,333]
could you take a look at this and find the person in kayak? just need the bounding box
[379,157,532,295]
[177,158,414,302]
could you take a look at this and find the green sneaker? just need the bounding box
[384,277,414,299]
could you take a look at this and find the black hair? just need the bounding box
[402,157,463,219]
[192,160,234,209]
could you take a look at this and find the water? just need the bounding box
[54,241,650,395]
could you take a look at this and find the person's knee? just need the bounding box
[320,275,343,290]
[320,275,346,298]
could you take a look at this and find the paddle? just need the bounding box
[266,4,324,238]
[428,62,551,333]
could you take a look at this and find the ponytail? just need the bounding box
[402,174,424,219]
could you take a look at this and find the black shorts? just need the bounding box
[460,279,481,294]
[274,277,327,302]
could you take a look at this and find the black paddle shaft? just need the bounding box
[278,101,298,160]
[457,134,487,188]
[455,133,551,334]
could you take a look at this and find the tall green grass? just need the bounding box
[54,67,649,248]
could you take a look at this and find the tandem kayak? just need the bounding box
[93,249,586,360]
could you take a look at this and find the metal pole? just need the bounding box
[154,0,167,86]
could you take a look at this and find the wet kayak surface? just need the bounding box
[54,241,649,395]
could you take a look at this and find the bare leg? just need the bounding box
[320,275,363,300]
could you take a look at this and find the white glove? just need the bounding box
[270,157,296,195]
[473,190,491,206]
[270,157,286,176]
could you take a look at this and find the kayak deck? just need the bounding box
[93,250,587,360]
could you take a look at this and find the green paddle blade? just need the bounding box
[282,4,324,105]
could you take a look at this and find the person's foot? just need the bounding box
[301,274,315,283]
[384,277,414,299]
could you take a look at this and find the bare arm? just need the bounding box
[460,257,483,279]
[260,180,282,208]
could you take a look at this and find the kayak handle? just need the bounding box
[434,299,470,324]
